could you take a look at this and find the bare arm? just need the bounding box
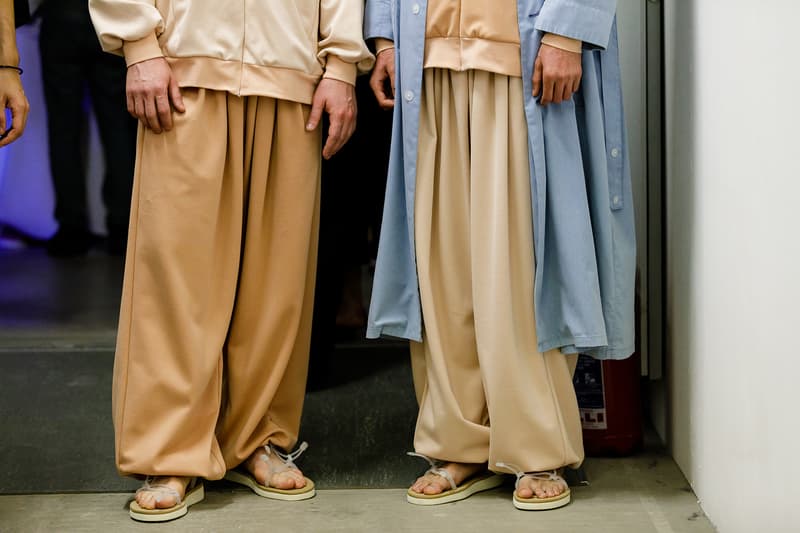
[0,0,29,147]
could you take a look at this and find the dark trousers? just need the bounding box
[39,5,137,233]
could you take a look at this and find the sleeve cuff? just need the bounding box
[122,32,163,67]
[541,33,583,54]
[374,38,395,55]
[322,55,358,86]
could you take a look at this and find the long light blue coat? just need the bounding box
[364,0,635,359]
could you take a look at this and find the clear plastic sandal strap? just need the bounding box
[495,463,565,488]
[273,441,309,468]
[261,441,309,472]
[136,477,183,504]
[407,452,457,491]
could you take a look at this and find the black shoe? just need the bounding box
[46,227,92,257]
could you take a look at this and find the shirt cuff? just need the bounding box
[323,55,357,86]
[122,32,163,67]
[541,33,582,54]
[374,38,395,55]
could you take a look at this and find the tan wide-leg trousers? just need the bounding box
[113,88,321,479]
[411,69,584,473]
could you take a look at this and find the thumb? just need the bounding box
[532,56,543,97]
[306,91,325,131]
[169,77,185,113]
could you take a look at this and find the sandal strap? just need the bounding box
[259,441,309,477]
[407,452,457,491]
[495,462,567,491]
[136,477,192,505]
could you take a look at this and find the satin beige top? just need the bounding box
[375,2,581,78]
[424,0,523,76]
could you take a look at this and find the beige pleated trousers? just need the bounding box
[113,88,321,479]
[411,69,584,473]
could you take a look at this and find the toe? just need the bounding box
[426,477,450,495]
[411,475,431,494]
[422,482,443,495]
[155,494,177,509]
[135,493,152,509]
[291,471,306,489]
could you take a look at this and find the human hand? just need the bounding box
[0,68,29,147]
[369,47,395,110]
[306,78,357,160]
[126,57,185,134]
[532,44,582,106]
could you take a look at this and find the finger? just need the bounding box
[388,63,396,98]
[323,115,343,159]
[0,97,7,133]
[134,95,147,127]
[126,91,136,118]
[562,79,572,102]
[550,78,564,104]
[572,76,581,95]
[0,104,25,146]
[306,94,325,131]
[369,69,387,103]
[340,112,356,149]
[169,78,185,113]
[155,92,173,131]
[532,56,543,97]
[370,68,394,109]
[541,69,555,105]
[143,95,162,133]
[553,79,572,104]
[10,95,29,137]
[564,78,575,101]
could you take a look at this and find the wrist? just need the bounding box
[374,38,395,56]
[0,49,20,67]
[541,33,582,54]
[0,65,23,75]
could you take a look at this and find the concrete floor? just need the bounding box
[0,454,715,533]
[0,248,717,531]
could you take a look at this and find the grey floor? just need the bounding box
[0,247,716,531]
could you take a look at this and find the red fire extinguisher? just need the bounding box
[573,351,643,456]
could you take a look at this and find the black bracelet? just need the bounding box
[0,65,23,75]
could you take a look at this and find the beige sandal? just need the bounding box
[225,441,316,501]
[406,453,504,506]
[129,477,204,522]
[496,462,571,511]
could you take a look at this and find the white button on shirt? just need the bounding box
[412,3,420,14]
[405,90,414,102]
[610,148,620,158]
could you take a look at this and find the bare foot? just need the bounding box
[410,462,485,495]
[516,472,567,500]
[135,477,191,510]
[245,446,307,490]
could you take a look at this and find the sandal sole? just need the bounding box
[513,488,571,511]
[406,473,504,506]
[225,470,316,501]
[129,483,205,522]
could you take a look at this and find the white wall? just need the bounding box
[665,2,800,531]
